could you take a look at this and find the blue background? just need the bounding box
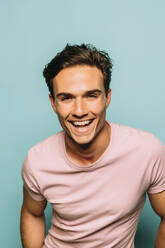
[1,0,165,247]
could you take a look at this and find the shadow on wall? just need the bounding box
[135,217,158,248]
[45,203,53,234]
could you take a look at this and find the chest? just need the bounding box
[42,164,147,222]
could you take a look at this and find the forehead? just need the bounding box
[52,65,104,94]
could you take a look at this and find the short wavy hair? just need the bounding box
[43,43,113,99]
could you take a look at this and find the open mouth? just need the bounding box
[69,119,94,128]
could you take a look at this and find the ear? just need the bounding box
[106,88,111,108]
[49,94,57,113]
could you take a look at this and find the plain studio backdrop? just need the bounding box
[1,1,165,247]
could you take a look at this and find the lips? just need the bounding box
[69,119,94,127]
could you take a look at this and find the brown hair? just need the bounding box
[43,43,113,99]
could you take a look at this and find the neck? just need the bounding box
[65,121,111,165]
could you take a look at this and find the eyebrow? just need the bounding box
[56,89,103,98]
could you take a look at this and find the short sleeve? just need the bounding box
[147,143,165,194]
[22,152,45,201]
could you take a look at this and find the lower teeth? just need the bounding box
[75,124,89,128]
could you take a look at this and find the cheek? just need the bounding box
[55,104,70,118]
[89,99,107,115]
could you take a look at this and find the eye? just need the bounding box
[88,94,98,98]
[61,96,72,101]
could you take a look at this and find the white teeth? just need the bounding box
[73,120,91,126]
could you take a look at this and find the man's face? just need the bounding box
[49,65,111,145]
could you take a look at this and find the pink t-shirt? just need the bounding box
[22,122,165,248]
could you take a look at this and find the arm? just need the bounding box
[148,191,165,248]
[20,186,47,248]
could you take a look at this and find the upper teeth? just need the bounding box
[72,120,91,126]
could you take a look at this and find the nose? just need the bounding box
[72,98,88,118]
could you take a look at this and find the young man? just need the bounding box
[20,44,165,248]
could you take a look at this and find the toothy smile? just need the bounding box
[69,119,94,127]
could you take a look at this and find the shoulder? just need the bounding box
[111,122,165,156]
[29,131,64,154]
[23,131,64,171]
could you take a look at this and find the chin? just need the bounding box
[72,134,96,146]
